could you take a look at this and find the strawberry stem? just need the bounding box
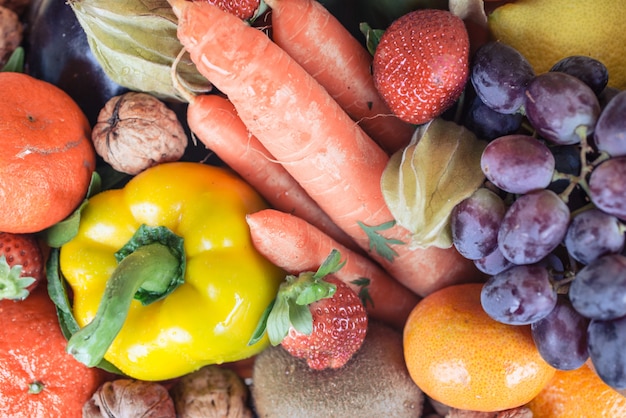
[0,255,36,301]
[247,249,346,346]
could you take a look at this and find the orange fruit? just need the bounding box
[0,72,96,233]
[0,287,110,418]
[403,283,555,412]
[527,361,626,417]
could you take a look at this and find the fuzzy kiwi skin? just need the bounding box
[251,321,424,417]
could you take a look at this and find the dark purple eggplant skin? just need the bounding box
[25,0,129,126]
[24,0,217,164]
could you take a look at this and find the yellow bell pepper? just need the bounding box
[59,162,283,381]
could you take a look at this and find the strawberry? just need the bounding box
[201,0,263,20]
[249,250,368,370]
[372,9,470,125]
[0,232,44,300]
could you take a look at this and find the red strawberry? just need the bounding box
[249,250,368,370]
[201,0,263,20]
[372,9,470,125]
[0,232,44,300]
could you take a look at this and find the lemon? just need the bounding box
[488,0,626,90]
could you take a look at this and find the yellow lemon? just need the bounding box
[488,0,626,90]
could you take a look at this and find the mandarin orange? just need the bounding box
[403,282,555,412]
[527,361,626,417]
[0,72,96,233]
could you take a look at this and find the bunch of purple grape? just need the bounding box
[453,41,626,391]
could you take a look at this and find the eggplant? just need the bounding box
[24,0,216,164]
[25,0,128,126]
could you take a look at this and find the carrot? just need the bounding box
[246,208,420,329]
[170,0,481,297]
[264,0,415,154]
[186,93,358,251]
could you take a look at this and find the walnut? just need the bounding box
[83,379,176,418]
[0,5,22,66]
[92,92,188,175]
[0,0,30,15]
[170,365,253,418]
[446,406,533,418]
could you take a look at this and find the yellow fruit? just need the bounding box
[527,361,626,417]
[488,0,626,90]
[403,283,555,412]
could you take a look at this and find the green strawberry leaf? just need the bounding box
[351,277,375,308]
[289,300,313,336]
[265,294,292,346]
[313,248,346,279]
[359,22,385,56]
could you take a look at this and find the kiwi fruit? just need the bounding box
[251,321,424,417]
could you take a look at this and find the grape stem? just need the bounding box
[554,126,609,205]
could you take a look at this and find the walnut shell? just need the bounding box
[83,379,176,418]
[92,92,187,175]
[170,365,253,418]
[0,5,22,66]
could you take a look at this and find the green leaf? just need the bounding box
[289,300,313,336]
[46,248,126,375]
[1,47,25,73]
[266,295,292,346]
[313,249,346,279]
[247,298,275,346]
[359,22,385,56]
[358,220,404,261]
[351,277,375,308]
[295,281,336,305]
[40,172,102,248]
[381,118,487,249]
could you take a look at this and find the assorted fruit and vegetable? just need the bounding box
[1,0,626,416]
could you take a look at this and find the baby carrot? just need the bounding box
[186,93,358,251]
[170,0,481,296]
[265,0,415,154]
[246,208,420,329]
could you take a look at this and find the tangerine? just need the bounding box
[403,283,555,412]
[0,72,96,233]
[527,361,626,417]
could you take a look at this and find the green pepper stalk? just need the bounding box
[57,162,284,381]
[67,225,185,368]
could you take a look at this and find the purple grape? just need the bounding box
[481,134,555,194]
[498,189,570,265]
[470,41,535,114]
[564,208,625,265]
[463,95,524,141]
[550,55,609,95]
[588,316,626,389]
[569,254,626,320]
[474,246,513,275]
[451,188,506,260]
[531,295,589,370]
[548,145,582,194]
[480,264,557,325]
[524,72,601,145]
[594,90,626,157]
[589,157,626,220]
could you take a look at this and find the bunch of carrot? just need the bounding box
[172,0,483,327]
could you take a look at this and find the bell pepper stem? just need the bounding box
[66,242,180,367]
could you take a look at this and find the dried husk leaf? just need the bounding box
[68,0,210,102]
[381,118,486,249]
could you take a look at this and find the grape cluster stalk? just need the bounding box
[452,41,626,391]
